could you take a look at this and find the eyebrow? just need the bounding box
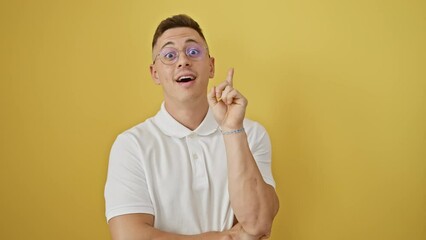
[159,39,200,50]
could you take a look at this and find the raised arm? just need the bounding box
[207,69,280,238]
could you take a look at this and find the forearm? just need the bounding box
[109,215,230,240]
[122,227,225,240]
[112,225,228,240]
[224,131,279,237]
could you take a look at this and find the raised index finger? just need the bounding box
[226,68,234,87]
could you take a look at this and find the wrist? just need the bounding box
[220,127,245,135]
[219,123,244,132]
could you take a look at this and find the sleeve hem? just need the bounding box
[106,206,154,223]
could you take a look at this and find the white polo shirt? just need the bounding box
[104,103,275,234]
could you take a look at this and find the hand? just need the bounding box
[207,68,248,130]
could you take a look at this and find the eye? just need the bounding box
[164,52,177,59]
[161,50,177,61]
[186,47,201,57]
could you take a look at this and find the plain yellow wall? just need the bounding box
[1,0,425,239]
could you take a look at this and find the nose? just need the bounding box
[177,51,191,68]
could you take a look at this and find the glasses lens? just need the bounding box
[159,48,178,64]
[157,44,207,65]
[186,44,204,59]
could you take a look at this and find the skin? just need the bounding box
[108,27,279,240]
[149,27,215,130]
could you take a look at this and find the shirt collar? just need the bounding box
[153,102,219,138]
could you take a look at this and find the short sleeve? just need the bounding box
[104,133,154,222]
[246,122,276,188]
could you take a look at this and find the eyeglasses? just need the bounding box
[153,43,209,65]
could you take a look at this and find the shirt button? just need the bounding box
[192,154,198,160]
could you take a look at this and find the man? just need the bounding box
[104,14,279,239]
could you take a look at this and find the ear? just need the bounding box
[209,57,215,79]
[150,64,161,85]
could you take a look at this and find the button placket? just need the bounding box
[186,133,208,190]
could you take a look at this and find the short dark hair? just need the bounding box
[152,14,207,49]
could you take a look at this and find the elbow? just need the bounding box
[242,197,279,236]
[239,216,273,237]
[244,222,272,237]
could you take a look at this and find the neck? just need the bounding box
[164,98,209,131]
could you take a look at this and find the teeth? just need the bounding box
[177,75,195,83]
[179,76,194,80]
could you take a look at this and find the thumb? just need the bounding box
[207,86,218,107]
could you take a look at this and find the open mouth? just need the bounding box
[176,75,195,83]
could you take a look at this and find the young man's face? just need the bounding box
[150,27,215,104]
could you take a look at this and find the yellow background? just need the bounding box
[1,0,425,239]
